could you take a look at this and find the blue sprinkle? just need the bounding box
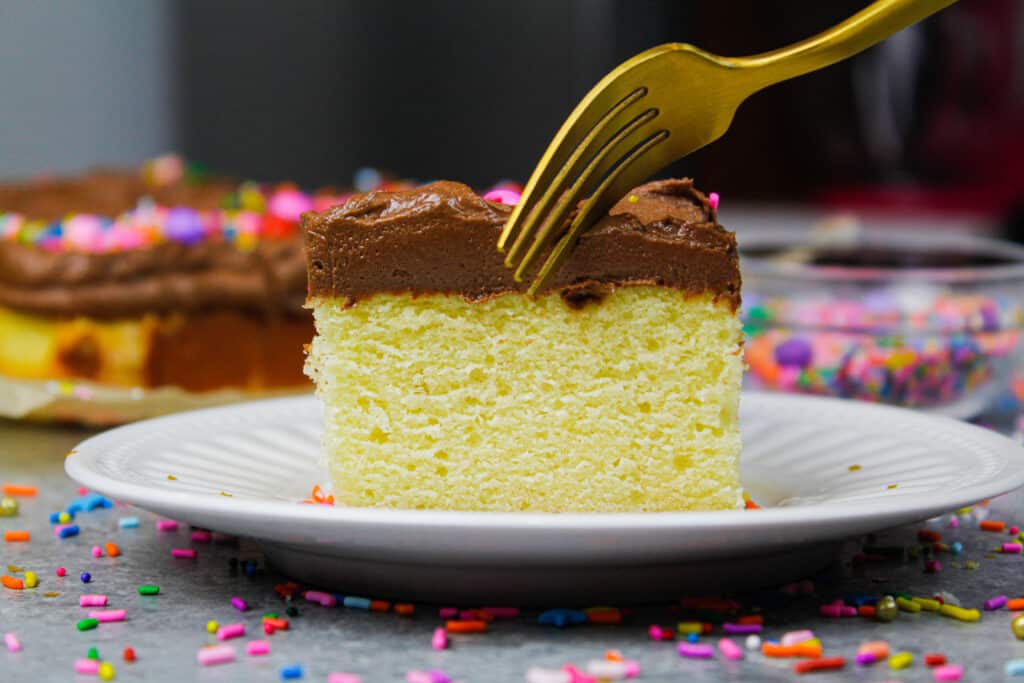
[66,503,83,515]
[686,632,699,643]
[48,512,61,524]
[951,542,964,555]
[80,572,91,584]
[1007,659,1024,676]
[343,596,371,610]
[58,524,80,539]
[332,594,346,605]
[280,664,303,679]
[537,608,587,628]
[242,560,257,577]
[118,517,140,529]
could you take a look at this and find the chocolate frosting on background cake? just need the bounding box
[303,178,740,309]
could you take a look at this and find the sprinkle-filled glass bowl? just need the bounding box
[741,228,1024,431]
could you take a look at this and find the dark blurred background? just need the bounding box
[1,0,1022,231]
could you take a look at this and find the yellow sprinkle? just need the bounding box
[957,507,972,515]
[58,511,71,524]
[677,621,703,634]
[206,620,219,634]
[23,571,37,588]
[219,491,233,497]
[887,484,898,489]
[964,560,980,570]
[627,195,639,203]
[939,604,980,622]
[98,661,115,680]
[912,597,940,611]
[896,597,921,613]
[43,592,59,597]
[167,474,177,481]
[889,652,913,670]
[848,464,861,471]
[7,564,22,573]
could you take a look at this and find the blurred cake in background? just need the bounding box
[0,155,354,424]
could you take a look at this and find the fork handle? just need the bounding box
[734,0,957,91]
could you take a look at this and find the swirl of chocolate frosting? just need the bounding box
[303,178,740,309]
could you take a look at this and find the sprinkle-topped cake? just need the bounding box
[0,157,348,417]
[304,178,743,513]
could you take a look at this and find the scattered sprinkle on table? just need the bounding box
[137,584,160,596]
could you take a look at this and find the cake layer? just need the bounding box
[308,287,743,513]
[0,306,311,391]
[304,179,740,308]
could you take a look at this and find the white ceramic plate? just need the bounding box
[66,393,1024,604]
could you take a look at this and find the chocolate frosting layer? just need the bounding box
[0,169,307,318]
[0,240,307,318]
[304,178,740,308]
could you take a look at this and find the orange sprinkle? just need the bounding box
[1007,598,1024,611]
[3,530,30,542]
[763,641,823,658]
[794,657,845,674]
[857,605,876,618]
[445,620,487,633]
[2,484,37,497]
[981,520,1006,532]
[737,615,763,625]
[394,603,415,616]
[104,542,121,557]
[605,650,623,662]
[262,617,289,631]
[743,492,761,510]
[1,575,24,590]
[370,600,391,612]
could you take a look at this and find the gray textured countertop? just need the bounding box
[3,417,1024,682]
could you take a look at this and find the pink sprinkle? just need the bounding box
[1003,543,1022,554]
[781,630,815,646]
[155,519,179,532]
[458,609,478,621]
[708,192,720,211]
[985,595,1008,610]
[1012,526,1020,535]
[216,623,245,641]
[819,604,856,618]
[246,640,270,656]
[718,638,743,661]
[648,624,666,641]
[406,672,432,683]
[190,530,212,543]
[53,524,73,538]
[4,633,21,653]
[305,590,336,606]
[933,664,963,681]
[677,642,714,659]
[623,661,641,678]
[327,675,363,683]
[855,652,876,665]
[75,658,101,674]
[171,548,197,559]
[56,567,66,577]
[91,545,103,558]
[482,189,522,206]
[925,559,942,573]
[431,627,447,651]
[948,516,960,528]
[480,607,519,619]
[197,644,236,666]
[79,594,107,607]
[230,596,248,612]
[77,486,88,495]
[438,607,458,619]
[89,609,126,623]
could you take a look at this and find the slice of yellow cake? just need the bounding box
[303,179,742,512]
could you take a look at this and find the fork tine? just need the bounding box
[512,107,659,281]
[501,88,649,266]
[527,130,670,295]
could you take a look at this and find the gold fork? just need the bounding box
[498,0,957,294]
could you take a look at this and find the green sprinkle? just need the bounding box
[87,647,100,660]
[137,584,160,595]
[894,591,914,600]
[263,612,278,619]
[77,618,99,631]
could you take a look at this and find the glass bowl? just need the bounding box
[740,228,1024,429]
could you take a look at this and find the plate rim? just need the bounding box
[64,392,1024,535]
